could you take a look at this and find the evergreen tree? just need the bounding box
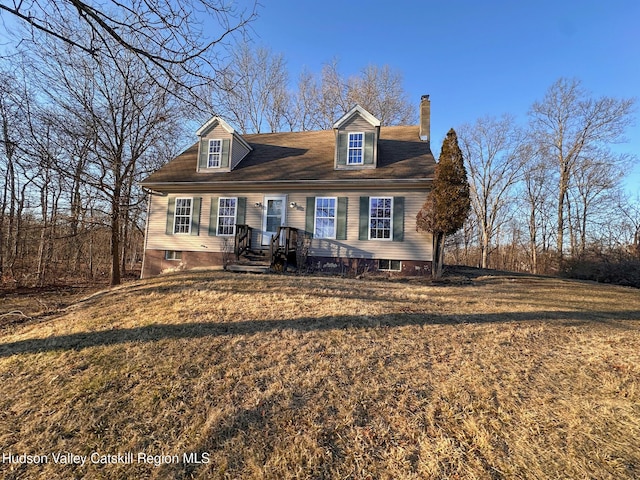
[417,128,471,279]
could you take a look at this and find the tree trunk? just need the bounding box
[566,190,577,256]
[5,150,16,279]
[70,158,84,275]
[432,232,445,279]
[580,196,588,255]
[529,207,538,275]
[110,195,121,286]
[0,168,7,278]
[481,227,490,269]
[89,224,94,279]
[557,162,569,265]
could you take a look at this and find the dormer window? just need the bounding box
[347,132,364,165]
[208,139,222,168]
[333,105,380,170]
[196,116,253,172]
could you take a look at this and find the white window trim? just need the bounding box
[314,196,337,239]
[207,139,222,168]
[173,197,193,235]
[368,196,393,241]
[379,259,401,271]
[216,197,238,236]
[347,132,364,165]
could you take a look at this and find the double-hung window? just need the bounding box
[217,197,237,236]
[174,198,193,234]
[369,197,392,240]
[208,139,222,168]
[315,197,337,239]
[347,132,364,165]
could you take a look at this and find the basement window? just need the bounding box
[165,250,183,261]
[378,259,401,272]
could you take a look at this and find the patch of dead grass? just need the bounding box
[0,271,639,479]
[0,285,102,332]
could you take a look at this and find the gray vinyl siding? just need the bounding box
[231,138,250,170]
[146,190,432,262]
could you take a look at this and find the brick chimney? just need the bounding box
[419,95,430,143]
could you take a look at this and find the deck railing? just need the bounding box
[234,224,253,260]
[269,226,299,268]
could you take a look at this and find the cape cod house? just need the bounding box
[140,96,436,278]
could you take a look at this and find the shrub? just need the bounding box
[562,251,640,288]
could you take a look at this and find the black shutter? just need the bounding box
[306,197,315,237]
[337,197,347,240]
[359,196,370,240]
[166,197,176,235]
[393,196,404,242]
[190,197,201,236]
[209,197,218,236]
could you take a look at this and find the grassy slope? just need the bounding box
[0,271,639,479]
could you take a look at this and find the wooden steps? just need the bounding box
[227,249,271,273]
[226,263,270,273]
[228,226,300,274]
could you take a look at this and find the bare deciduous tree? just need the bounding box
[30,30,185,285]
[316,60,350,130]
[0,0,256,95]
[0,68,29,281]
[618,194,640,258]
[288,68,322,131]
[312,61,415,129]
[528,78,635,262]
[521,154,555,274]
[568,152,626,255]
[215,44,290,133]
[458,115,529,268]
[213,50,416,133]
[347,65,415,126]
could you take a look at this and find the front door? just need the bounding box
[262,195,286,246]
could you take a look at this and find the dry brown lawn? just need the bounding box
[0,270,639,479]
[0,285,101,329]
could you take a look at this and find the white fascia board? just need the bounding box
[196,116,235,136]
[332,105,381,129]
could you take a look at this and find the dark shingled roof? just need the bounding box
[142,125,435,186]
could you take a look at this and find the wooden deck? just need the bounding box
[227,225,301,273]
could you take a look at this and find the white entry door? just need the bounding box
[262,195,286,246]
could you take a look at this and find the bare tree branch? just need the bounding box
[1,0,258,99]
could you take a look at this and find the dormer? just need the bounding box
[195,116,252,173]
[333,105,381,170]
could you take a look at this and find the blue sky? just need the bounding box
[0,0,637,192]
[247,0,640,194]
